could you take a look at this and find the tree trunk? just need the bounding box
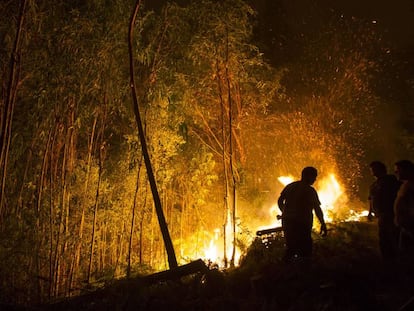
[228,82,237,268]
[68,115,97,294]
[0,0,27,223]
[128,0,177,269]
[127,155,143,277]
[87,143,103,284]
[215,54,230,268]
[139,185,148,265]
[224,27,237,267]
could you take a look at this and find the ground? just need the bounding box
[10,220,414,310]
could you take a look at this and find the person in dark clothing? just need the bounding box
[277,166,327,262]
[393,160,414,253]
[368,161,401,263]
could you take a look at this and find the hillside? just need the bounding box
[12,221,414,311]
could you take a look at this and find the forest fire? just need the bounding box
[202,213,242,267]
[1,0,412,305]
[276,173,366,223]
[200,173,367,268]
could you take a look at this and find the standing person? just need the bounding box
[368,161,401,263]
[393,160,414,253]
[277,166,327,263]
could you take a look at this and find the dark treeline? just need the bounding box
[0,0,412,305]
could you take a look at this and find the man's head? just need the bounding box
[301,166,318,185]
[369,161,387,178]
[394,160,414,181]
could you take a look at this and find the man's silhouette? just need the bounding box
[278,166,327,262]
[368,161,400,263]
[394,160,414,253]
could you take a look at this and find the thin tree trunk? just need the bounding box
[0,0,27,221]
[150,200,155,267]
[139,185,148,266]
[34,126,53,302]
[224,26,237,267]
[112,222,124,279]
[54,108,74,297]
[100,221,106,272]
[63,102,76,296]
[35,127,52,299]
[87,145,103,284]
[215,54,230,267]
[139,218,143,265]
[68,115,97,294]
[87,96,107,284]
[48,118,60,299]
[49,117,64,297]
[16,138,35,218]
[128,0,177,269]
[127,155,143,277]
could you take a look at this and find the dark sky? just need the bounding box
[150,0,414,48]
[281,0,414,48]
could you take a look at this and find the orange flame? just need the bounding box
[202,211,242,267]
[199,173,366,267]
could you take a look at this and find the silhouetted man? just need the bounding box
[277,166,327,262]
[394,160,414,253]
[368,161,400,263]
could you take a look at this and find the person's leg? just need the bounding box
[299,224,312,258]
[283,219,301,261]
[378,217,398,263]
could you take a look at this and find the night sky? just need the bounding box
[149,0,414,49]
[278,0,414,48]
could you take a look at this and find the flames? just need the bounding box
[202,211,242,267]
[276,173,366,223]
[199,172,366,267]
[276,174,343,222]
[313,173,344,222]
[203,228,220,262]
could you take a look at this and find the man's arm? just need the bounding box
[368,199,374,221]
[314,200,327,236]
[367,181,377,221]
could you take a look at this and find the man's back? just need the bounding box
[370,174,400,217]
[280,181,320,222]
[394,180,414,229]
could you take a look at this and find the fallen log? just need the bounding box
[41,259,209,311]
[143,258,209,284]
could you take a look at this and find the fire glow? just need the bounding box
[202,210,242,268]
[200,173,366,267]
[276,173,364,223]
[276,173,343,222]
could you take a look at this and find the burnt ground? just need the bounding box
[5,221,414,311]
